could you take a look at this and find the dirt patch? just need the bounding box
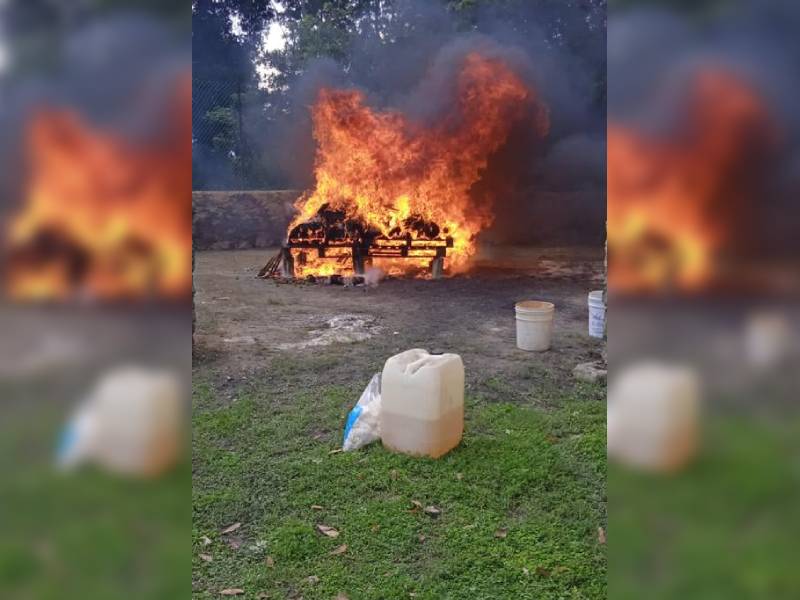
[193,247,606,402]
[278,314,382,350]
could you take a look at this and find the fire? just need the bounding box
[608,69,775,293]
[287,52,549,278]
[4,78,191,301]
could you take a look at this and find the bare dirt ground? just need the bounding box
[193,246,605,402]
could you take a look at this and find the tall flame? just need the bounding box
[608,69,775,293]
[288,52,549,277]
[4,77,191,301]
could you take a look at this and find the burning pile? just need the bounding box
[608,69,775,294]
[268,52,549,279]
[3,79,191,301]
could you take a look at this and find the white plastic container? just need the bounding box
[57,366,184,477]
[607,362,700,472]
[380,349,464,458]
[515,301,554,351]
[588,290,606,339]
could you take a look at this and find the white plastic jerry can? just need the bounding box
[607,362,700,472]
[380,349,464,458]
[57,366,185,477]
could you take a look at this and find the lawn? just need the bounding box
[0,389,189,600]
[610,415,800,599]
[191,363,607,600]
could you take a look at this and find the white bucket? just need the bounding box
[515,301,555,351]
[588,290,605,339]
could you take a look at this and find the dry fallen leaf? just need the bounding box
[265,556,275,568]
[199,553,213,562]
[201,535,213,546]
[408,500,422,513]
[390,469,399,480]
[335,594,349,600]
[226,537,242,550]
[522,567,530,577]
[257,594,270,600]
[417,534,426,543]
[455,473,464,481]
[330,544,348,556]
[328,448,343,455]
[494,528,508,539]
[423,506,441,517]
[535,566,551,578]
[221,523,242,535]
[598,526,606,545]
[307,575,320,585]
[316,524,340,538]
[220,589,245,596]
[370,524,381,533]
[311,505,324,511]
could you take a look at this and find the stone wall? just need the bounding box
[193,188,605,250]
[192,190,301,250]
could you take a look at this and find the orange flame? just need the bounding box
[4,77,191,301]
[608,69,775,293]
[288,52,549,277]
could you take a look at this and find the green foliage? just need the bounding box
[293,5,357,63]
[205,106,238,151]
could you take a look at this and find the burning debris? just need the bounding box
[261,52,549,280]
[277,203,454,279]
[608,69,776,294]
[3,77,191,302]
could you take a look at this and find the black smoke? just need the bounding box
[224,0,607,246]
[608,0,800,259]
[0,13,189,217]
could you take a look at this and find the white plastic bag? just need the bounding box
[342,373,381,451]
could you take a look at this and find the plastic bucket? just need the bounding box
[588,290,605,339]
[515,301,555,351]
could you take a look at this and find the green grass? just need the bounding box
[0,466,190,600]
[0,398,189,600]
[192,372,607,599]
[0,380,191,600]
[610,415,800,599]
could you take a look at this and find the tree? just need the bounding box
[191,0,306,189]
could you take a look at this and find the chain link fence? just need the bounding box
[192,77,253,190]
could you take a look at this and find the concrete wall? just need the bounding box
[192,190,300,250]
